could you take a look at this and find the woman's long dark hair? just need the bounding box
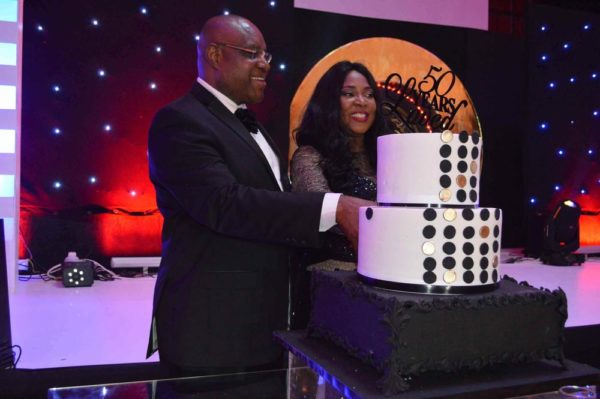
[294,61,387,193]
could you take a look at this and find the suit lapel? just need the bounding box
[190,83,284,190]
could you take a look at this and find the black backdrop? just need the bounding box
[26,1,600,268]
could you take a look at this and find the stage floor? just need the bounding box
[8,250,600,370]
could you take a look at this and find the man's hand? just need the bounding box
[335,195,376,252]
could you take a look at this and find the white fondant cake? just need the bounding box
[358,132,502,293]
[377,131,482,206]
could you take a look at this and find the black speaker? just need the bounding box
[0,219,14,368]
[62,260,94,287]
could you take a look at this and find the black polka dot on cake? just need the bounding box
[470,176,477,188]
[440,160,452,173]
[471,147,479,159]
[495,209,501,220]
[463,242,474,255]
[480,243,489,255]
[443,242,456,254]
[440,175,451,188]
[463,226,475,239]
[423,208,437,221]
[423,271,437,284]
[458,161,468,173]
[423,225,436,239]
[442,256,456,269]
[457,190,466,202]
[463,271,474,284]
[458,146,468,159]
[493,241,499,252]
[480,270,488,283]
[459,131,469,143]
[480,209,490,221]
[469,190,477,202]
[480,257,489,269]
[472,132,480,144]
[440,144,452,157]
[443,226,456,239]
[424,257,436,271]
[494,225,500,238]
[492,269,498,282]
[463,257,474,269]
[462,209,474,220]
[366,208,373,220]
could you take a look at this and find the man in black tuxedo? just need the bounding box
[147,14,370,376]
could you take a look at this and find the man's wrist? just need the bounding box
[319,193,342,232]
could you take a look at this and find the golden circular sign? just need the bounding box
[480,226,490,238]
[470,161,478,174]
[289,37,482,160]
[439,189,452,202]
[441,130,454,143]
[443,270,456,284]
[422,242,435,255]
[443,208,457,222]
[456,175,467,188]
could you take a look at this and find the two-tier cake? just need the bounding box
[358,131,502,293]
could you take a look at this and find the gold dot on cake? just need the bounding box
[441,130,453,143]
[443,208,457,221]
[493,255,499,268]
[443,270,456,284]
[422,242,435,255]
[456,175,467,188]
[470,161,478,174]
[480,226,490,238]
[439,189,452,202]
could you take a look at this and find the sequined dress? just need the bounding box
[290,145,376,271]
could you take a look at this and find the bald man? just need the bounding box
[147,15,370,375]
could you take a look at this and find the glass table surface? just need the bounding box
[48,364,334,399]
[47,354,598,399]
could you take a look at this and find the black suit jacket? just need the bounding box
[146,83,325,369]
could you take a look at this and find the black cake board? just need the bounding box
[274,331,600,399]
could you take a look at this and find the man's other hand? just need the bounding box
[335,195,376,252]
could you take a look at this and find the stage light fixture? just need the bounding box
[541,199,585,266]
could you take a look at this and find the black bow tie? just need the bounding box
[234,108,259,134]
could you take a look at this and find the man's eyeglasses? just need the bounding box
[212,42,272,64]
